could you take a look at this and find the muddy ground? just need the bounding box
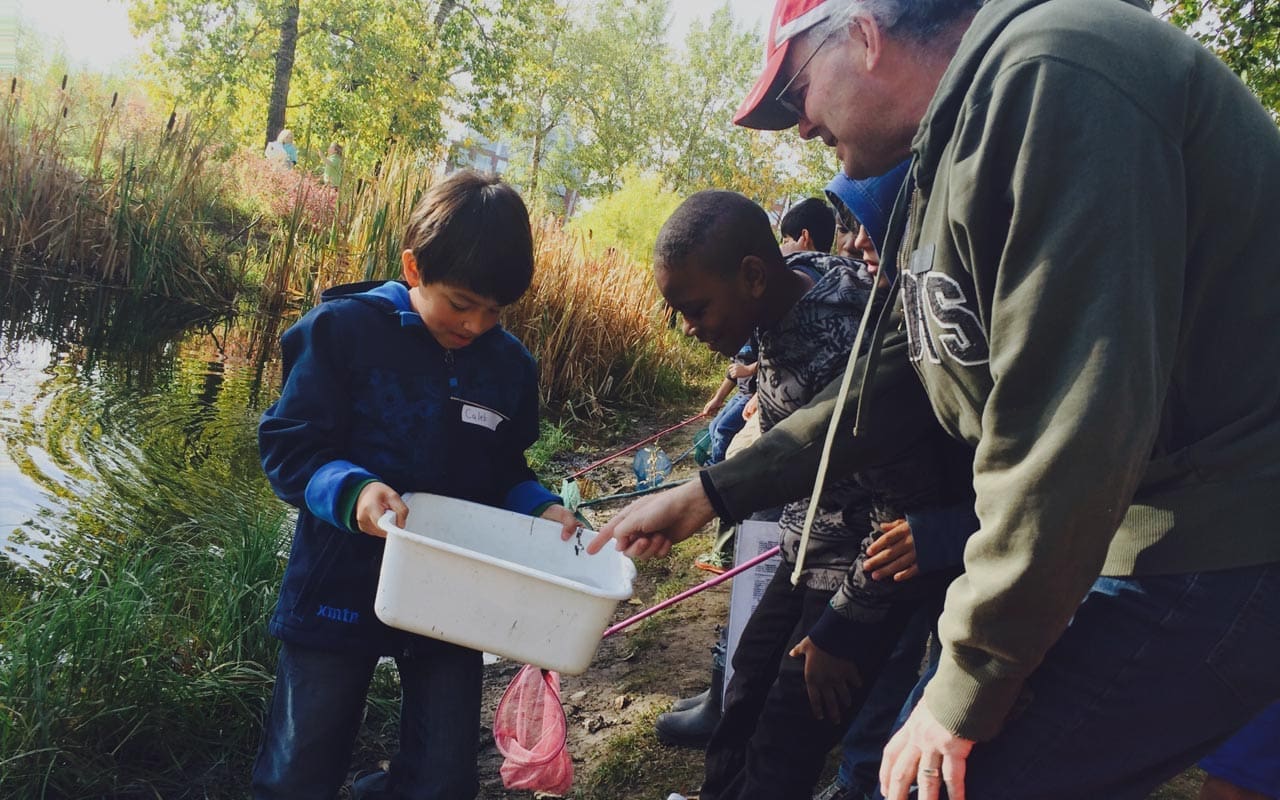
[392,417,1203,800]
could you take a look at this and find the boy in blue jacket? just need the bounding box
[252,170,577,800]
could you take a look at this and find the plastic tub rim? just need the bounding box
[377,506,636,601]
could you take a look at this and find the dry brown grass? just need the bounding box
[282,154,713,417]
[508,221,708,416]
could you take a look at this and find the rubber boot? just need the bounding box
[656,640,725,747]
[671,687,711,713]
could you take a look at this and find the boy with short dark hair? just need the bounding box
[253,170,577,800]
[779,196,836,255]
[655,190,970,800]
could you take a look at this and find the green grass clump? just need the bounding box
[0,500,286,797]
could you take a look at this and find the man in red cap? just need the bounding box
[592,1,1280,798]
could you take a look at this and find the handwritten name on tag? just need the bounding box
[461,404,502,431]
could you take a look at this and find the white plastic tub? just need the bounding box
[375,493,635,675]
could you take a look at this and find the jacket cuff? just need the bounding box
[807,604,864,660]
[699,470,734,523]
[304,460,379,530]
[921,650,1025,742]
[906,505,979,574]
[504,480,561,516]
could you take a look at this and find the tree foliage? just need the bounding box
[559,0,673,196]
[127,0,848,231]
[478,0,833,210]
[128,0,541,167]
[570,167,682,263]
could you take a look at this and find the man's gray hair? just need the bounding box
[809,0,983,45]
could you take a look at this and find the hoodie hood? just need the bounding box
[321,279,411,310]
[912,0,1152,191]
[824,159,911,256]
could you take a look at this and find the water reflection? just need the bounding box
[0,270,284,564]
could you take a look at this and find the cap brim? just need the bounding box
[732,40,799,131]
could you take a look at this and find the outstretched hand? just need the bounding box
[586,479,717,558]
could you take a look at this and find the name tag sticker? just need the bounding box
[461,404,502,431]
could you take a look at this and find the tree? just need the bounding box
[559,0,673,196]
[129,0,543,167]
[265,0,298,145]
[570,168,682,262]
[470,1,575,200]
[657,3,761,194]
[656,4,836,207]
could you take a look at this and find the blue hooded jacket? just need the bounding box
[259,280,559,653]
[824,160,910,277]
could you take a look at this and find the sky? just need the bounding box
[16,0,145,72]
[15,0,772,73]
[670,0,770,43]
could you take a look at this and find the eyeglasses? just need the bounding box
[774,30,833,118]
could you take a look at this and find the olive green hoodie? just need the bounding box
[894,0,1280,740]
[708,0,1280,740]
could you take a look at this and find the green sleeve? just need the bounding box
[339,479,377,533]
[922,57,1186,740]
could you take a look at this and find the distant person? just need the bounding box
[323,142,344,189]
[253,170,578,800]
[702,339,759,465]
[265,128,297,168]
[779,196,836,255]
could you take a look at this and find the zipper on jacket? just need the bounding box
[444,349,458,393]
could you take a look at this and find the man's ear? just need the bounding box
[740,255,769,297]
[851,15,883,71]
[798,229,815,250]
[401,249,421,287]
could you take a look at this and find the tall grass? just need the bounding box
[247,148,714,416]
[0,505,286,797]
[0,76,240,306]
[510,221,710,416]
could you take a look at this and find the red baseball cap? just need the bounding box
[733,0,840,130]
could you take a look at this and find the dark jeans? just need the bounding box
[251,637,482,800]
[874,562,1280,800]
[703,566,933,800]
[836,601,937,795]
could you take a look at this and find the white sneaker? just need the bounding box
[666,795,688,800]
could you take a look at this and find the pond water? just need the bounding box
[0,270,286,568]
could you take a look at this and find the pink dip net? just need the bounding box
[493,664,574,794]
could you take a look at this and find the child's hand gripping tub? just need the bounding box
[374,492,636,675]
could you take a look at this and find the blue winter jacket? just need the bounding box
[259,280,559,653]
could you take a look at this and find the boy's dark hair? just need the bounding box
[403,170,533,305]
[779,197,836,253]
[655,190,781,278]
